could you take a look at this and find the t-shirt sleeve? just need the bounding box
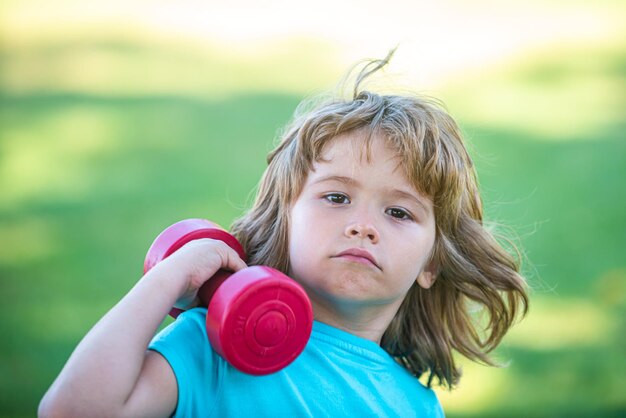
[149,307,222,418]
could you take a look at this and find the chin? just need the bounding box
[320,277,381,302]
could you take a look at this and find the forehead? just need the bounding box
[318,130,394,162]
[314,131,405,176]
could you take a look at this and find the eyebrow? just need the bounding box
[390,189,431,214]
[311,175,431,214]
[311,175,356,187]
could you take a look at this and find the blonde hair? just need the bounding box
[231,53,528,388]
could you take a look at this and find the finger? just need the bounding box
[213,240,248,272]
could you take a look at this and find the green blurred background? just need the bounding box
[1,1,625,417]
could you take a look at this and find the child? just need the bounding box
[39,53,528,417]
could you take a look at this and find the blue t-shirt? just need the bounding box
[149,308,444,417]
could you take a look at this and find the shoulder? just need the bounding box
[388,364,445,417]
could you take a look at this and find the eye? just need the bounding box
[324,193,350,204]
[386,207,414,221]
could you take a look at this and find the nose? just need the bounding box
[345,222,379,244]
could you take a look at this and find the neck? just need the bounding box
[309,296,401,344]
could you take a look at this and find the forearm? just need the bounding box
[40,263,184,417]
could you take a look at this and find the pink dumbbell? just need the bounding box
[144,219,313,375]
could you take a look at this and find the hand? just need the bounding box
[149,238,248,310]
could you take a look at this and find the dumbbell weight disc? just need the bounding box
[207,265,313,375]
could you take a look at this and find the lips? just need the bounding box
[334,248,381,270]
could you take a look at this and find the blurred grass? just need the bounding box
[1,16,626,418]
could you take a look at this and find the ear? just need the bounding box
[417,260,438,289]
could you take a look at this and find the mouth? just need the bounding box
[333,248,381,270]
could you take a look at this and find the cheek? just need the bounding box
[289,200,329,245]
[287,236,315,283]
[396,229,436,276]
[287,204,311,273]
[288,202,334,279]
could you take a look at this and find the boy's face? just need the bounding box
[288,132,437,323]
